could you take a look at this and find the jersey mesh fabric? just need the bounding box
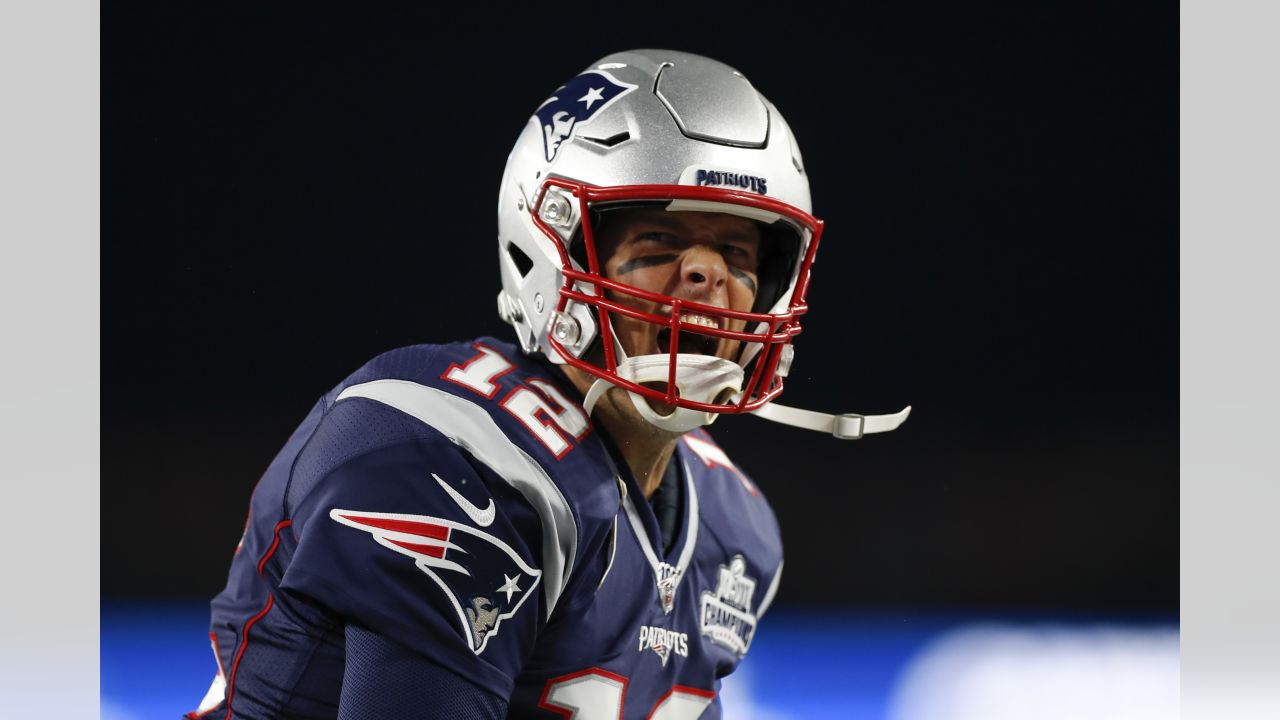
[196,594,344,720]
[287,396,438,512]
[339,624,508,720]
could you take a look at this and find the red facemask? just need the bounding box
[531,177,823,416]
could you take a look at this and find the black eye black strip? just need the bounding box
[616,254,678,275]
[616,253,757,294]
[728,267,757,294]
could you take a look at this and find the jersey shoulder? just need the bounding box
[273,338,620,693]
[326,337,598,465]
[284,335,620,614]
[679,428,782,559]
[331,337,520,397]
[292,332,620,528]
[680,429,776,520]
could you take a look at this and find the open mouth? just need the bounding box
[655,314,721,356]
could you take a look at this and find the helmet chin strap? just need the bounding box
[738,333,913,439]
[580,358,911,438]
[621,354,745,433]
[580,326,747,434]
[582,353,745,434]
[750,402,912,439]
[577,322,911,439]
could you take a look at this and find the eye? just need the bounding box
[718,244,758,274]
[635,231,681,246]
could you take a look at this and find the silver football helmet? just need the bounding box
[497,49,909,438]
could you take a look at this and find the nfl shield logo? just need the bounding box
[656,562,683,614]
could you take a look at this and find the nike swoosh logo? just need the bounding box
[433,473,495,527]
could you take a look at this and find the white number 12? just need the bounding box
[539,668,715,719]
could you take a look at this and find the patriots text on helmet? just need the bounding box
[694,169,768,195]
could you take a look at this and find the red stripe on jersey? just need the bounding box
[337,514,449,540]
[387,538,448,558]
[226,593,275,720]
[257,519,293,575]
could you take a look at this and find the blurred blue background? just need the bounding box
[103,602,1176,720]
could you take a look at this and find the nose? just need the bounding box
[677,245,729,300]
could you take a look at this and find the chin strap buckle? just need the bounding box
[833,413,866,440]
[750,403,912,440]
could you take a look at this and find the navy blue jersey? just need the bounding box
[187,338,784,719]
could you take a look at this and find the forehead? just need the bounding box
[599,207,761,243]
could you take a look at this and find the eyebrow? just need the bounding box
[629,213,759,245]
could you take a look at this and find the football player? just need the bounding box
[187,49,908,719]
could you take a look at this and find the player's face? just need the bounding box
[595,208,761,364]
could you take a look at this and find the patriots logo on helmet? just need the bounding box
[330,509,541,654]
[534,70,637,163]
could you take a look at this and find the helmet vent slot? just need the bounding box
[506,242,535,279]
[579,131,631,148]
[654,58,768,147]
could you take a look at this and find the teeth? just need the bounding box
[681,314,718,329]
[656,313,722,356]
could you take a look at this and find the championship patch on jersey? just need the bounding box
[534,70,637,162]
[699,555,759,657]
[330,509,541,654]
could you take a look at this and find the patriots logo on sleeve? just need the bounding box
[534,70,637,162]
[330,509,542,654]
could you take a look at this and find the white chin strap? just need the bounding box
[578,331,912,438]
[582,353,745,434]
[750,402,912,440]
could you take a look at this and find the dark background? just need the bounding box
[104,4,1176,613]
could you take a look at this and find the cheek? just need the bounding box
[608,269,678,311]
[727,281,757,314]
[625,266,674,297]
